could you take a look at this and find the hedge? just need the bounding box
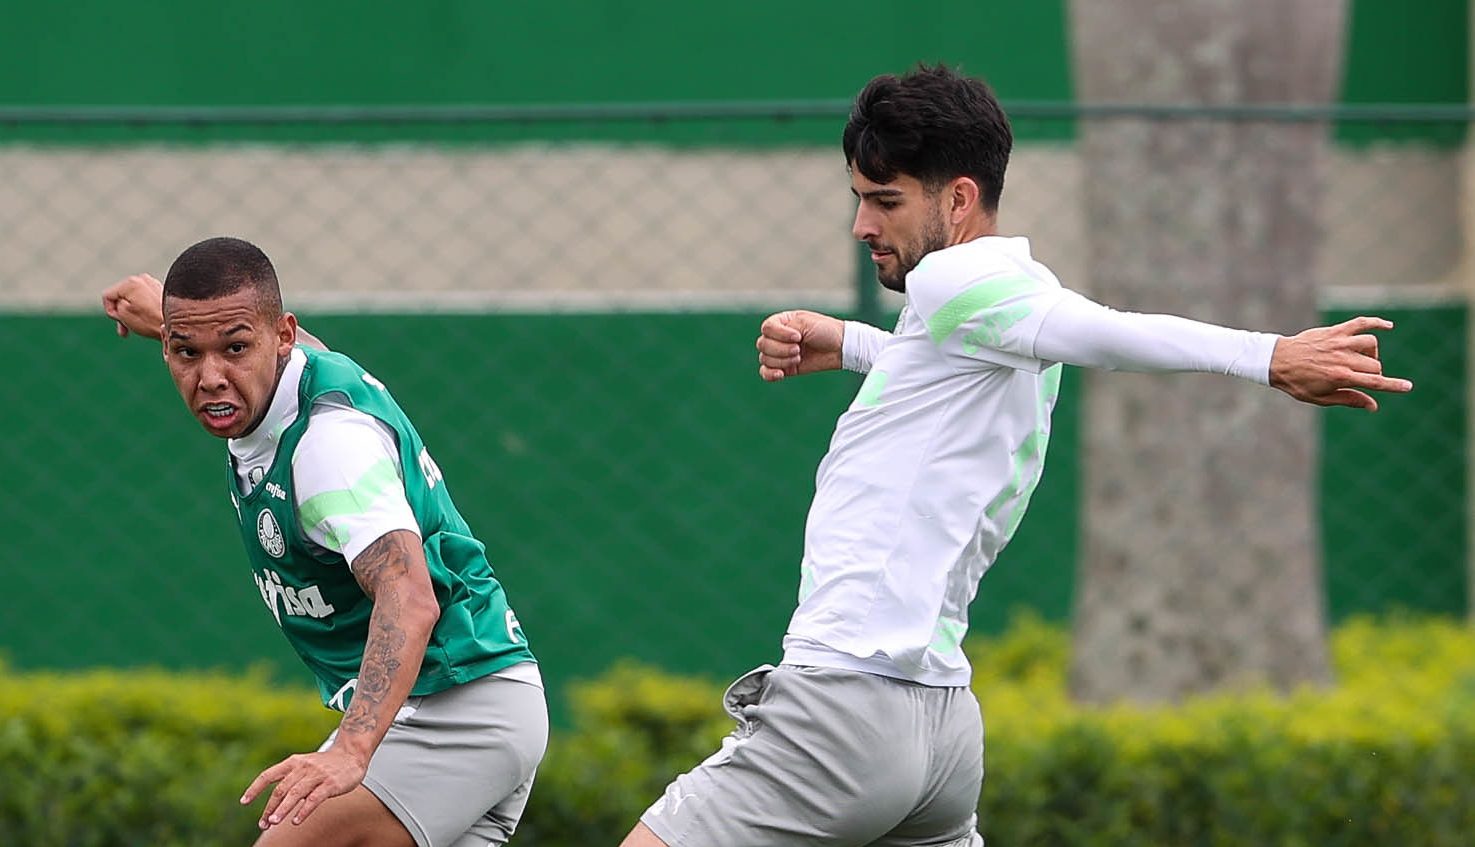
[4,615,1474,846]
[0,666,337,847]
[967,614,1475,846]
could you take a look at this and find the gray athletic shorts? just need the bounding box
[318,670,548,847]
[641,664,985,847]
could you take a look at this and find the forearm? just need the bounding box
[1032,292,1279,384]
[841,320,893,373]
[331,531,439,764]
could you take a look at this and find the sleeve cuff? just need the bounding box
[841,321,892,373]
[1232,332,1280,386]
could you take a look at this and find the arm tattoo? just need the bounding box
[350,530,410,601]
[340,532,417,737]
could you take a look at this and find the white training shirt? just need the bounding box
[782,236,1279,687]
[229,347,542,688]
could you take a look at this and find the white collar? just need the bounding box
[229,347,308,458]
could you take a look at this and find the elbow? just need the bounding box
[404,586,442,638]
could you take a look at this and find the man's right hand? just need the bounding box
[102,274,165,340]
[756,310,845,381]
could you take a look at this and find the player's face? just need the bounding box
[162,289,297,440]
[850,169,950,293]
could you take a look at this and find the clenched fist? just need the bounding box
[756,310,845,381]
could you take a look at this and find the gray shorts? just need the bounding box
[319,670,548,847]
[641,664,985,847]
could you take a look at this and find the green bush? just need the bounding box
[0,664,338,847]
[970,612,1475,846]
[4,616,1474,845]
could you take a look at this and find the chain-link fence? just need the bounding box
[0,104,1467,712]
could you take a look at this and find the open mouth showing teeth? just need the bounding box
[205,403,236,418]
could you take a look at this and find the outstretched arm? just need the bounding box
[241,529,439,830]
[1031,293,1412,410]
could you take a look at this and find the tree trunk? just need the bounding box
[1067,0,1346,702]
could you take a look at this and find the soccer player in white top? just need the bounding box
[626,65,1412,847]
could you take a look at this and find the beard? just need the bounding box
[875,207,950,293]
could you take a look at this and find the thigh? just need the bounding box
[253,785,414,847]
[361,674,549,847]
[446,768,538,847]
[640,665,927,847]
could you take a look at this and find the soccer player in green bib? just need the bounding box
[103,237,545,847]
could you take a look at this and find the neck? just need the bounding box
[950,212,997,247]
[237,353,291,439]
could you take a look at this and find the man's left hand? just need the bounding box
[1269,316,1414,411]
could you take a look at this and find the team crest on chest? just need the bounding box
[257,509,286,558]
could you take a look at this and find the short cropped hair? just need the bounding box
[842,64,1013,212]
[163,237,282,317]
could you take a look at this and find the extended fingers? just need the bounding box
[267,774,325,827]
[255,758,313,828]
[1349,371,1414,394]
[1336,347,1411,393]
[1337,315,1394,335]
[261,778,294,828]
[287,783,336,825]
[241,760,291,805]
[1335,351,1410,392]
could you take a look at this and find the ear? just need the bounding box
[948,177,981,224]
[158,298,170,357]
[278,312,299,355]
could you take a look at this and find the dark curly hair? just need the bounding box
[842,64,1013,212]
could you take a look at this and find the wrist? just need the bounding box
[328,729,377,769]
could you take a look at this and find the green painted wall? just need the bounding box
[1321,305,1469,621]
[0,1,1465,145]
[0,2,1071,107]
[1343,0,1470,104]
[1338,0,1470,144]
[0,308,1462,721]
[2,0,1464,108]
